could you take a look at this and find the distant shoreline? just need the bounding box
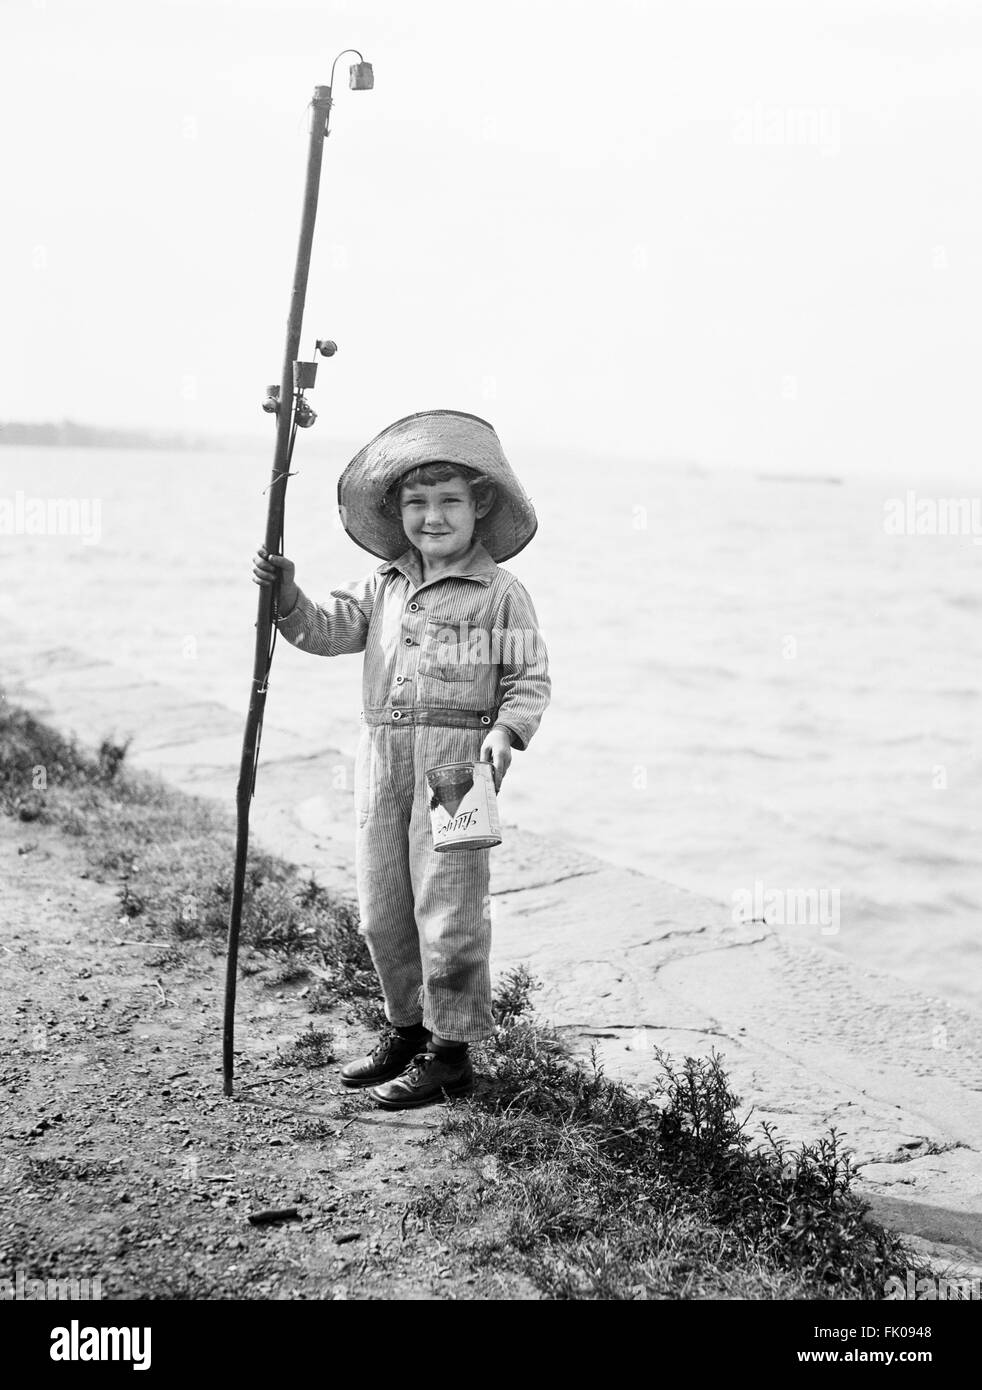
[755,471,843,485]
[0,420,264,453]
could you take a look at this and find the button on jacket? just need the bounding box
[275,537,550,750]
[273,537,550,1042]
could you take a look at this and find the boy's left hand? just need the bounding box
[480,727,512,794]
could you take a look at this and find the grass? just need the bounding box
[412,965,937,1300]
[274,1025,336,1070]
[0,698,382,1026]
[1,698,942,1300]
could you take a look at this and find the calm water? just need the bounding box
[2,445,980,1012]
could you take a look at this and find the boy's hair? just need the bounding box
[379,461,497,521]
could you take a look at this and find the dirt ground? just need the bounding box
[0,818,534,1301]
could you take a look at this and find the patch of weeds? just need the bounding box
[266,962,311,988]
[429,972,936,1301]
[0,704,135,824]
[117,881,148,919]
[247,884,318,956]
[293,887,384,1026]
[356,998,387,1030]
[146,946,187,972]
[403,1179,474,1237]
[59,807,89,837]
[155,869,383,1021]
[491,963,542,1027]
[275,1026,335,1069]
[0,706,91,820]
[97,738,131,782]
[306,982,334,1014]
[99,846,138,874]
[2,699,387,1023]
[308,893,375,994]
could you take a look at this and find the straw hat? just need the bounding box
[337,410,537,562]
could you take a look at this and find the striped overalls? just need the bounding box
[276,538,550,1041]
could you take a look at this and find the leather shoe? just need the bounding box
[340,1027,430,1088]
[369,1050,473,1109]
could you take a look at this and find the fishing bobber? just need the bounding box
[261,384,280,415]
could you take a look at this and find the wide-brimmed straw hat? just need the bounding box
[337,410,537,562]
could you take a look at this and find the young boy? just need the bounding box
[252,410,550,1109]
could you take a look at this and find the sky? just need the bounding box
[3,0,982,474]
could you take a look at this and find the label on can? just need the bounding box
[426,760,502,852]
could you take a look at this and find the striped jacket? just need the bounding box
[275,538,550,751]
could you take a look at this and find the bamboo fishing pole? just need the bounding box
[223,57,374,1097]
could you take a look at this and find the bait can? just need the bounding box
[425,760,502,852]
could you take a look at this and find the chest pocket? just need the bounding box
[418,618,478,682]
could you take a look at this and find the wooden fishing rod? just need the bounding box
[223,55,374,1097]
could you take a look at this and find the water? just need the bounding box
[2,445,980,1012]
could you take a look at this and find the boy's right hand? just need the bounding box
[252,546,299,617]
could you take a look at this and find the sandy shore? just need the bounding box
[4,619,982,1276]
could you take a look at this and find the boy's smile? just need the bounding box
[399,476,488,574]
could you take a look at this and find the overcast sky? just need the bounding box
[3,0,980,474]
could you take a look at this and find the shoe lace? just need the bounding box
[370,1027,404,1062]
[403,1052,435,1084]
[371,1028,425,1063]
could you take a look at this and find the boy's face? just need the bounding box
[399,476,485,565]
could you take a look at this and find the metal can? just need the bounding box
[425,760,502,852]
